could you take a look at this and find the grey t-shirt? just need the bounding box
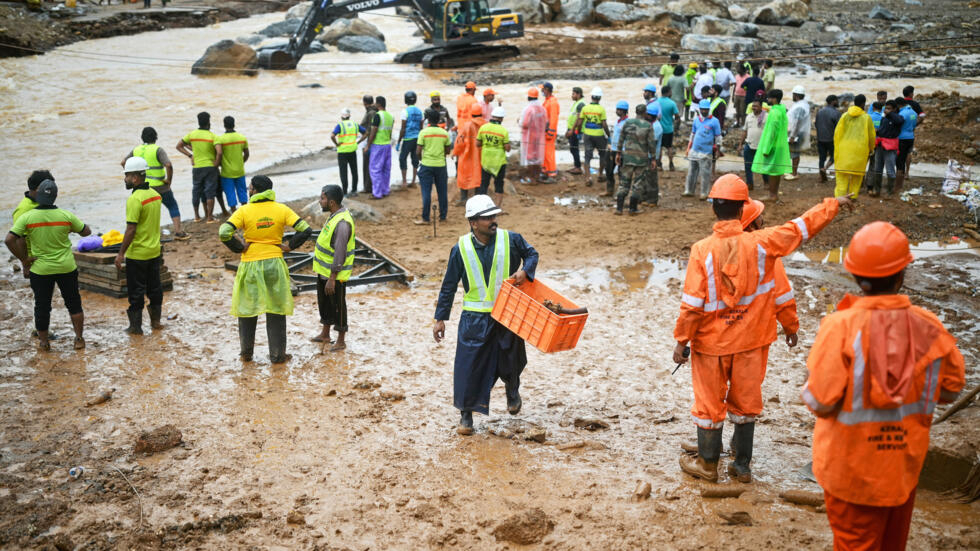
[815,106,842,143]
[667,76,687,107]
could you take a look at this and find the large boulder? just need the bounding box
[258,18,303,37]
[336,35,387,53]
[680,33,760,53]
[727,3,750,21]
[594,2,654,24]
[666,0,728,18]
[691,15,758,36]
[490,0,547,23]
[255,37,291,52]
[317,17,385,45]
[556,0,593,24]
[752,0,808,27]
[869,5,898,21]
[191,40,258,77]
[285,2,311,19]
[236,34,264,46]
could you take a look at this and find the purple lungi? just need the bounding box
[369,144,392,198]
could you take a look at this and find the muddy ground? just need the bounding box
[2,159,979,549]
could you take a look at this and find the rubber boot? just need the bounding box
[870,172,882,197]
[506,382,522,415]
[125,309,143,335]
[267,313,289,364]
[628,197,642,215]
[893,171,905,195]
[682,438,724,455]
[238,316,257,361]
[615,193,626,214]
[148,305,164,330]
[679,427,722,482]
[727,422,755,483]
[457,410,474,435]
[885,176,896,196]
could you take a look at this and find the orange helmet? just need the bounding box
[527,87,539,98]
[465,81,477,90]
[470,103,483,116]
[740,199,765,229]
[708,174,749,201]
[843,221,914,278]
[483,88,496,96]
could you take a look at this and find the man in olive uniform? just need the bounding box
[616,104,659,215]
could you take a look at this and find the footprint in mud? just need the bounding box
[485,418,547,443]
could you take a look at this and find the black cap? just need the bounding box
[36,180,57,206]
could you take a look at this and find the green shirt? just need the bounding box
[10,206,84,275]
[216,131,249,178]
[476,122,509,176]
[125,186,162,260]
[12,194,39,256]
[418,126,449,167]
[659,63,673,85]
[182,129,217,168]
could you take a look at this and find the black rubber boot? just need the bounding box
[615,193,626,213]
[267,313,289,364]
[679,427,722,482]
[457,410,474,435]
[238,316,257,361]
[628,197,641,215]
[506,383,522,415]
[727,422,755,483]
[885,176,896,195]
[148,305,164,330]
[870,172,882,196]
[125,309,143,335]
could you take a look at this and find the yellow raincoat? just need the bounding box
[833,106,876,197]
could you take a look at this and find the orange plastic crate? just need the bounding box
[491,278,588,353]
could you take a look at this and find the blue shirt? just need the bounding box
[332,123,366,135]
[690,115,722,155]
[870,110,883,129]
[898,105,917,139]
[609,117,628,152]
[402,105,424,140]
[657,97,678,134]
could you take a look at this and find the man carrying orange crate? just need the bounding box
[672,174,851,482]
[433,194,539,436]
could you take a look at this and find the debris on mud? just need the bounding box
[85,388,115,407]
[702,486,748,499]
[378,389,405,401]
[286,510,306,525]
[491,507,555,545]
[717,510,753,526]
[133,425,183,455]
[486,419,548,443]
[632,481,652,501]
[573,417,610,431]
[780,489,826,507]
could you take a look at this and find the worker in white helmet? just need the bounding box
[573,87,611,190]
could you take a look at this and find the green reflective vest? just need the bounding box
[709,96,727,116]
[336,120,359,153]
[134,144,166,186]
[459,229,510,312]
[314,210,356,281]
[373,110,394,145]
[567,98,585,131]
[580,103,607,136]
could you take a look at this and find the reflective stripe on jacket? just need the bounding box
[460,229,510,312]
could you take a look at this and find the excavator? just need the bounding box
[258,0,524,70]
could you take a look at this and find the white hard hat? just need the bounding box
[465,194,502,219]
[590,87,603,98]
[340,107,351,118]
[792,85,806,96]
[491,106,505,118]
[123,156,149,173]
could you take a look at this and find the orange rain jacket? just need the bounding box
[456,93,478,130]
[674,198,839,355]
[802,294,965,507]
[453,117,485,190]
[542,95,560,174]
[773,259,799,335]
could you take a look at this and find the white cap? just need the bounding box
[491,106,505,118]
[465,194,502,219]
[792,85,806,96]
[340,107,351,118]
[590,87,603,98]
[123,156,149,173]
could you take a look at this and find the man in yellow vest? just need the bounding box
[311,184,354,353]
[367,96,394,199]
[565,86,586,175]
[116,157,165,335]
[12,170,53,268]
[123,127,188,240]
[574,87,611,189]
[177,112,228,223]
[433,195,539,435]
[215,116,250,212]
[332,108,367,196]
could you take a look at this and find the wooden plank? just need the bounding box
[78,263,169,278]
[78,275,173,290]
[74,252,116,265]
[79,281,172,298]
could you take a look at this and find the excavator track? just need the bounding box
[421,45,520,69]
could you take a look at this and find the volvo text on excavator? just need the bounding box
[258,0,524,70]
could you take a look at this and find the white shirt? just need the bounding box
[715,68,735,98]
[694,73,715,101]
[787,99,812,149]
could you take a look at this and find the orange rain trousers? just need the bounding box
[690,345,769,428]
[453,118,483,190]
[824,488,916,551]
[543,95,559,176]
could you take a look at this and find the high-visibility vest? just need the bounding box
[373,110,394,145]
[566,99,585,131]
[134,144,166,186]
[580,103,607,136]
[313,210,356,281]
[709,97,727,116]
[459,229,510,312]
[336,120,359,153]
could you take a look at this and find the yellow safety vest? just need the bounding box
[580,103,607,137]
[134,144,166,186]
[567,99,585,131]
[336,120,359,153]
[459,229,510,312]
[314,209,356,281]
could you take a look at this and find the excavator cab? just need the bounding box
[434,0,519,43]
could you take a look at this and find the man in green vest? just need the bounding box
[332,108,366,196]
[123,127,188,240]
[215,116,250,212]
[177,112,228,223]
[433,194,539,436]
[574,87,610,190]
[12,170,53,265]
[565,87,586,174]
[115,157,165,335]
[367,96,394,199]
[311,184,354,353]
[6,180,92,351]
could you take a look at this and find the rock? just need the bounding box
[752,0,808,27]
[632,481,652,501]
[302,199,382,224]
[490,0,547,23]
[191,40,258,77]
[869,5,898,21]
[526,427,547,443]
[134,424,183,454]
[964,147,977,158]
[691,15,758,37]
[378,389,405,401]
[823,24,842,33]
[286,510,306,525]
[257,18,303,38]
[336,35,387,53]
[904,0,922,4]
[717,510,753,526]
[680,34,760,53]
[317,17,385,45]
[492,508,555,545]
[889,22,915,32]
[308,39,326,54]
[556,0,593,24]
[573,417,609,430]
[285,2,311,19]
[727,3,749,21]
[236,34,264,46]
[594,2,655,24]
[666,0,728,18]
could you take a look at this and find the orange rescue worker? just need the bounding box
[673,174,850,482]
[802,221,965,551]
[479,88,499,121]
[742,199,799,347]
[456,81,479,131]
[541,82,560,180]
[453,103,486,204]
